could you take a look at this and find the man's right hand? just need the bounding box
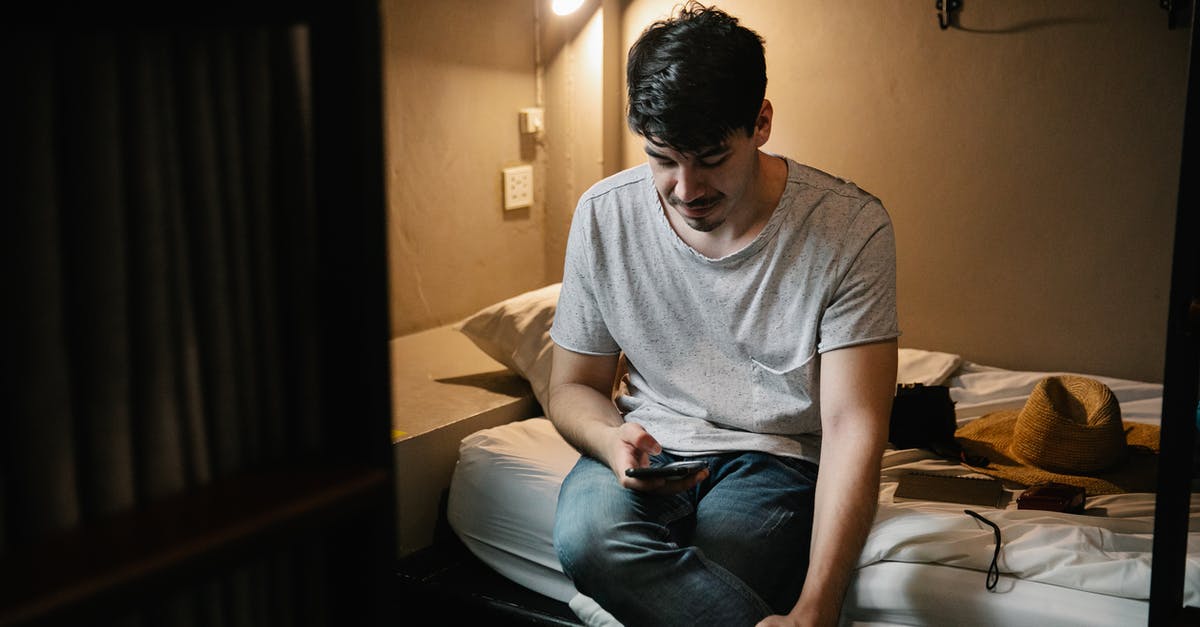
[613,422,708,494]
[548,344,705,493]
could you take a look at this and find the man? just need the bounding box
[547,3,899,626]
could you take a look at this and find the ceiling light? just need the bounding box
[552,0,584,16]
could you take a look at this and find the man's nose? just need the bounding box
[673,165,706,203]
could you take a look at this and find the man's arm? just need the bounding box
[760,339,897,627]
[547,343,706,491]
[546,343,626,462]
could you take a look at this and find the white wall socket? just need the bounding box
[502,164,533,210]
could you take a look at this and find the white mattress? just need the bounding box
[446,352,1200,626]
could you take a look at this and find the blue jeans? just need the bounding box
[554,451,819,627]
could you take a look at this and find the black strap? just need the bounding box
[963,509,1001,591]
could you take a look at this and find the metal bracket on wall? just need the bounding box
[936,0,962,30]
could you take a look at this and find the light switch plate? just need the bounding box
[519,107,544,134]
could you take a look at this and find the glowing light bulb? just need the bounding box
[552,0,584,16]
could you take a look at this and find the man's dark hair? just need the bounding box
[626,2,767,154]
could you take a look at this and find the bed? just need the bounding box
[431,284,1200,626]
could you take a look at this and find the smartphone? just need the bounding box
[624,459,708,480]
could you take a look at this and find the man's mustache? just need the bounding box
[669,194,723,210]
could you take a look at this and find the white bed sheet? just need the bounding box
[843,561,1153,626]
[446,354,1200,626]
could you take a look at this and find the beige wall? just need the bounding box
[382,0,546,337]
[541,3,608,283]
[385,1,1187,382]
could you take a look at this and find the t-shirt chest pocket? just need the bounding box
[747,350,818,432]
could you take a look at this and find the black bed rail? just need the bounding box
[1149,0,1200,625]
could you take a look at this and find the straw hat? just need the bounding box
[956,375,1160,495]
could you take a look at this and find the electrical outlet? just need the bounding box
[502,164,533,210]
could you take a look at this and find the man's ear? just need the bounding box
[753,99,773,147]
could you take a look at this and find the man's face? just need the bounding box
[644,103,772,234]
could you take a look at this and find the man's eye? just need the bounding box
[655,159,676,167]
[699,156,728,168]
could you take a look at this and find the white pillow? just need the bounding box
[456,283,560,411]
[897,348,963,386]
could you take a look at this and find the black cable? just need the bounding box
[964,509,1001,591]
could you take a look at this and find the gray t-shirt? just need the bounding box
[550,157,900,463]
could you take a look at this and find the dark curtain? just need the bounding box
[4,21,329,623]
